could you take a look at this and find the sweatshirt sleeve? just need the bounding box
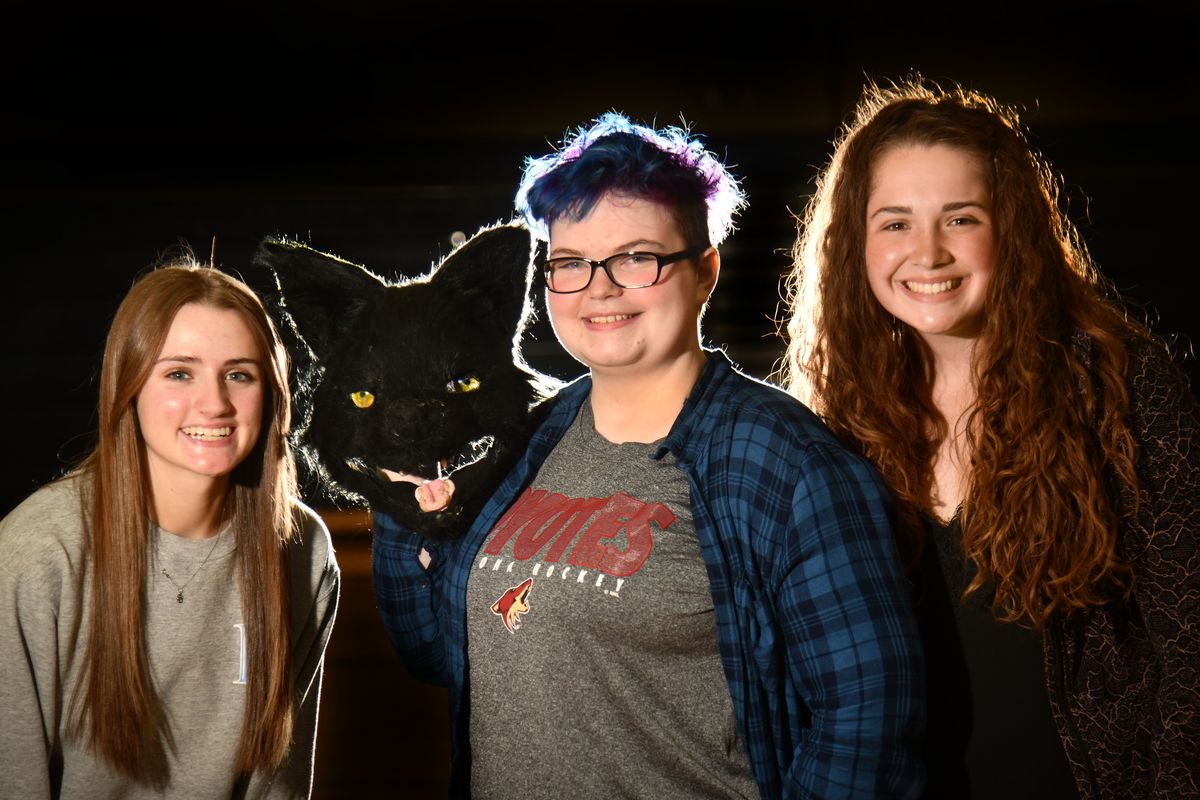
[0,496,72,800]
[255,505,341,800]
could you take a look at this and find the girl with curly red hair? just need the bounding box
[783,79,1199,799]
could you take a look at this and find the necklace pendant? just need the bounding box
[176,591,184,604]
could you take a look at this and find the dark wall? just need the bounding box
[3,7,1196,519]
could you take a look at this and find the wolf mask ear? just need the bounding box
[429,224,535,329]
[254,239,380,361]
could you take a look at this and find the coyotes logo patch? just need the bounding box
[491,578,533,633]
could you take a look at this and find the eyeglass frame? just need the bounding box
[540,247,706,294]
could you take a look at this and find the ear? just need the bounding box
[695,246,720,305]
[428,223,535,329]
[254,238,381,360]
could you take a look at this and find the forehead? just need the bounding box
[869,143,990,195]
[160,303,260,355]
[548,193,685,253]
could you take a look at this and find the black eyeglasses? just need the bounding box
[541,248,704,294]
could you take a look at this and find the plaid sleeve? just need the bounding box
[371,510,453,687]
[725,407,925,798]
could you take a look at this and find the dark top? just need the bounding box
[917,515,1080,800]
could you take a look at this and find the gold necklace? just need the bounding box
[159,533,223,604]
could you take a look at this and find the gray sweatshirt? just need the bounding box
[0,474,340,799]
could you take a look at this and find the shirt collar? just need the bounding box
[653,348,737,464]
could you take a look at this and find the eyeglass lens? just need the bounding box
[545,252,661,293]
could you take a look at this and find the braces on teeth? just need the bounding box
[183,427,231,439]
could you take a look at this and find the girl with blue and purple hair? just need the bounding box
[372,112,924,798]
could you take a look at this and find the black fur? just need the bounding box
[256,223,556,541]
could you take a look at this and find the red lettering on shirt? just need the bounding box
[567,493,673,577]
[513,496,603,561]
[601,501,676,577]
[542,498,607,563]
[484,489,674,579]
[484,488,568,555]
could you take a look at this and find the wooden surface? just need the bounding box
[313,509,451,799]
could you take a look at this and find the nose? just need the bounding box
[387,398,447,435]
[585,262,622,299]
[197,375,235,417]
[912,226,952,268]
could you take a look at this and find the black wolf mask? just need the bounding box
[256,223,556,541]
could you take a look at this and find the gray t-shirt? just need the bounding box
[0,474,340,800]
[467,401,757,798]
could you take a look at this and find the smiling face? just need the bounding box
[546,193,716,380]
[865,143,997,345]
[135,303,265,498]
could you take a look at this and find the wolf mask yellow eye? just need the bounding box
[350,390,375,408]
[447,374,481,394]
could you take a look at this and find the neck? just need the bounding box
[588,348,706,443]
[934,350,978,431]
[918,334,983,521]
[921,332,978,402]
[148,472,230,539]
[920,330,978,374]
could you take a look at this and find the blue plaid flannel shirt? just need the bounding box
[373,350,925,798]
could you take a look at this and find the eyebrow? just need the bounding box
[549,239,668,258]
[869,200,988,220]
[156,356,261,367]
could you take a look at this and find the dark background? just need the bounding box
[2,3,1197,797]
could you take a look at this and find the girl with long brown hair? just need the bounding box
[0,261,339,798]
[783,79,1199,798]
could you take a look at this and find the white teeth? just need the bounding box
[381,467,423,486]
[374,436,496,485]
[588,314,633,323]
[182,426,232,440]
[904,279,961,295]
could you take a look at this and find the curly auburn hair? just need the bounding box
[782,78,1152,628]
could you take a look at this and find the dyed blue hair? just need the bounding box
[515,112,746,248]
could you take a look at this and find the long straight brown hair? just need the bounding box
[73,261,299,782]
[783,78,1148,628]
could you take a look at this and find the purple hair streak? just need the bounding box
[515,112,746,247]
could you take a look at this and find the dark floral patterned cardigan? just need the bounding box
[1045,338,1200,799]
